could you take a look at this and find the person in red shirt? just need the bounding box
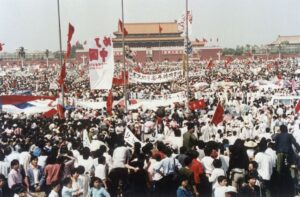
[187,150,204,194]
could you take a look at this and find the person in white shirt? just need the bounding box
[75,147,94,175]
[209,159,225,189]
[48,181,61,197]
[95,156,108,189]
[213,176,228,197]
[254,138,273,197]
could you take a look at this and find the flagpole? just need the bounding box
[185,0,190,111]
[158,24,161,63]
[57,0,64,108]
[121,0,128,113]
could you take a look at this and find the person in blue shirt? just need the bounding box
[176,176,193,197]
[90,177,110,197]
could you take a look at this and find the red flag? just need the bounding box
[211,102,224,125]
[65,43,71,59]
[0,43,4,51]
[159,24,163,33]
[42,108,57,118]
[188,99,206,111]
[118,19,128,36]
[224,57,232,68]
[67,23,75,43]
[65,23,75,59]
[106,90,113,116]
[58,61,66,87]
[295,100,300,114]
[206,60,214,69]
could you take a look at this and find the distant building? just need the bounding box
[268,35,300,54]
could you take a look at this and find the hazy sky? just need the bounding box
[1,0,300,52]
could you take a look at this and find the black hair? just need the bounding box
[10,159,19,168]
[30,155,38,162]
[179,146,187,154]
[249,161,258,169]
[77,166,85,175]
[217,175,227,183]
[90,176,103,188]
[62,177,72,186]
[213,159,222,168]
[183,156,193,166]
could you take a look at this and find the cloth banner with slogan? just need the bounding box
[88,36,115,89]
[124,127,144,147]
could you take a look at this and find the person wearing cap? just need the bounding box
[183,122,198,151]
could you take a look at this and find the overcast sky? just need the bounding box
[1,0,300,52]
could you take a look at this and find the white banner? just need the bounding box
[83,129,91,148]
[124,127,144,146]
[129,70,204,84]
[129,70,183,83]
[88,36,115,89]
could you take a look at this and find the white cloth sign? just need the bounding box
[83,129,91,148]
[124,127,143,146]
[88,36,115,89]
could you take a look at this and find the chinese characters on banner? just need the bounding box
[88,36,115,89]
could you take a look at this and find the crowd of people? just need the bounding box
[0,57,300,197]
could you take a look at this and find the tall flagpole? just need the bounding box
[158,24,161,62]
[121,0,128,113]
[57,0,64,108]
[185,0,190,111]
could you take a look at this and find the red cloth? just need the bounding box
[58,61,66,87]
[106,90,113,116]
[44,164,62,186]
[0,43,4,51]
[224,57,232,68]
[118,19,128,36]
[188,99,206,111]
[67,23,75,43]
[211,103,224,125]
[190,159,204,184]
[206,60,213,69]
[42,108,57,118]
[295,100,300,114]
[0,95,56,105]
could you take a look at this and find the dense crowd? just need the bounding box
[0,57,300,197]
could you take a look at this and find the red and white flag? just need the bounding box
[88,36,115,89]
[57,93,64,119]
[211,102,224,125]
[106,90,113,116]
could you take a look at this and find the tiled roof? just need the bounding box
[271,35,300,45]
[112,37,183,42]
[116,22,182,34]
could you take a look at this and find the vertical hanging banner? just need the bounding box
[88,36,115,89]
